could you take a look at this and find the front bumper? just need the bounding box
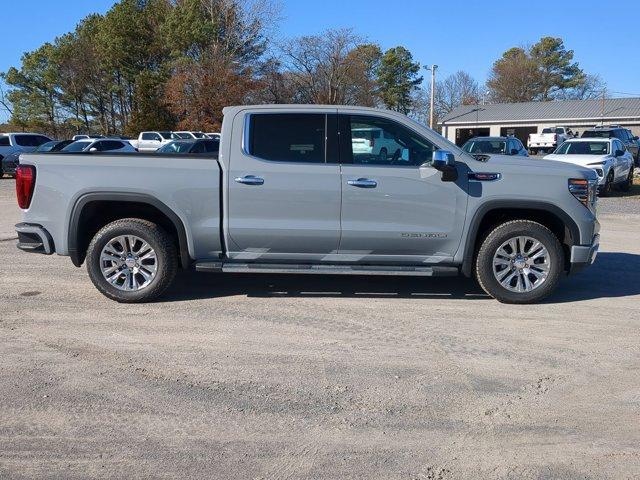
[569,233,599,274]
[16,223,55,255]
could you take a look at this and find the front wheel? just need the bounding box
[620,166,634,192]
[600,170,614,196]
[475,220,564,304]
[86,218,178,303]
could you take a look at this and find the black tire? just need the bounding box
[379,148,388,162]
[86,218,178,303]
[620,166,634,192]
[475,220,564,304]
[600,170,614,196]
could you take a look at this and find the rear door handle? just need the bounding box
[347,178,377,188]
[235,175,264,186]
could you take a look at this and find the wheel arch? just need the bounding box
[461,201,580,277]
[68,192,192,269]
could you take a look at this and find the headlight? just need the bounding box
[587,161,606,166]
[569,178,598,208]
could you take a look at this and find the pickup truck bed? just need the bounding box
[20,152,223,266]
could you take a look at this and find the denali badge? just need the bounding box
[401,233,448,238]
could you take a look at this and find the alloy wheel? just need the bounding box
[492,236,550,293]
[99,235,157,291]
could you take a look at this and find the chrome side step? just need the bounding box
[195,262,458,277]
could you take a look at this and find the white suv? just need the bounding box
[351,127,403,162]
[544,138,634,195]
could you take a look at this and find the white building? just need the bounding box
[439,97,640,147]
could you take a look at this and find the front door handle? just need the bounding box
[235,175,264,186]
[347,178,378,188]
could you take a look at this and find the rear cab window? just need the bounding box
[248,113,326,163]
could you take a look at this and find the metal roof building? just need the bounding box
[439,97,640,147]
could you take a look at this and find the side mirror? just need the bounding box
[634,136,639,141]
[431,150,458,182]
[615,149,625,157]
[89,147,98,152]
[510,149,519,155]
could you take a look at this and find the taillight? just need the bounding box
[554,134,558,142]
[16,165,36,209]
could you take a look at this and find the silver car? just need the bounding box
[62,138,137,153]
[462,136,528,158]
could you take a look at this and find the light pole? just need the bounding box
[425,64,438,129]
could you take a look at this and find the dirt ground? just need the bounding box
[1,177,639,479]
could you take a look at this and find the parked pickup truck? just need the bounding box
[15,105,600,304]
[128,131,176,152]
[528,126,573,155]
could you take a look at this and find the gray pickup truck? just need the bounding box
[15,105,600,304]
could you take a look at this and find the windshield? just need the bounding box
[193,132,207,138]
[174,132,192,139]
[62,141,90,152]
[35,141,57,152]
[462,139,506,154]
[158,141,193,153]
[159,131,174,140]
[555,141,610,155]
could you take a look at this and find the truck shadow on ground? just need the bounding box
[161,252,640,303]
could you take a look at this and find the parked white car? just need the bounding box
[351,127,403,162]
[206,132,221,140]
[528,126,573,155]
[0,132,52,158]
[72,134,105,141]
[62,138,137,154]
[174,131,207,139]
[128,131,176,152]
[543,138,634,195]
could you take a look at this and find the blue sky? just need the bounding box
[2,0,640,121]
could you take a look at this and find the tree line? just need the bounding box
[0,0,602,137]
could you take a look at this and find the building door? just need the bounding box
[500,127,538,147]
[455,128,490,146]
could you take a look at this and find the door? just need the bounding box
[338,114,468,264]
[456,127,490,146]
[227,111,341,260]
[612,140,626,180]
[140,132,161,151]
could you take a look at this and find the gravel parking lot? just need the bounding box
[1,177,639,479]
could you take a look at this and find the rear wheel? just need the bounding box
[475,220,564,304]
[378,148,388,162]
[86,218,178,303]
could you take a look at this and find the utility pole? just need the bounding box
[600,88,606,125]
[425,64,438,129]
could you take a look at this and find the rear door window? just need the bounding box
[0,136,10,146]
[204,140,219,153]
[248,113,326,163]
[190,142,206,153]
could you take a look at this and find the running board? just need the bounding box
[195,262,458,277]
